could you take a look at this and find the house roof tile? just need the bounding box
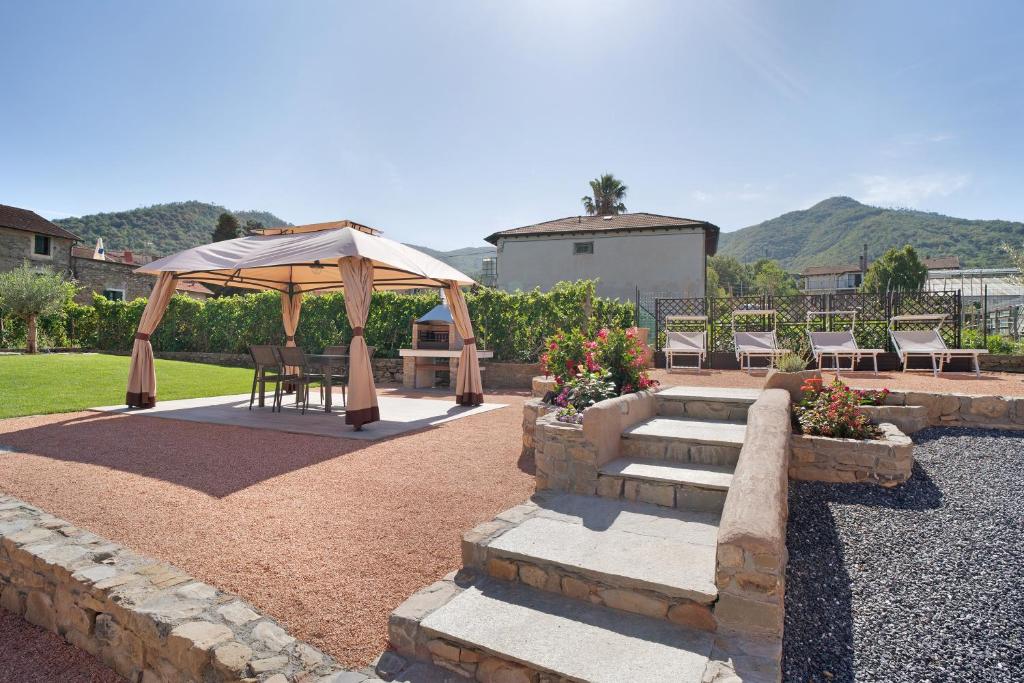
[0,203,81,241]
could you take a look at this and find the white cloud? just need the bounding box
[857,172,970,207]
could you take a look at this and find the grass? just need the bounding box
[0,353,254,419]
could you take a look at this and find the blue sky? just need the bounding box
[2,1,1022,249]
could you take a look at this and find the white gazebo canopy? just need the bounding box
[125,220,483,431]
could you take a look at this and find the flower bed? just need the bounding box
[790,377,914,487]
[541,327,657,425]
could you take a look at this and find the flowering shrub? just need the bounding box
[794,377,880,439]
[553,368,617,411]
[540,327,657,424]
[855,388,890,406]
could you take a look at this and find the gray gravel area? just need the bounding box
[784,427,1024,682]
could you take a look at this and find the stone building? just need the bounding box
[0,203,211,302]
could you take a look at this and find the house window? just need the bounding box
[573,241,594,255]
[102,289,125,302]
[33,234,51,256]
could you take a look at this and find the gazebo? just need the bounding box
[124,220,483,430]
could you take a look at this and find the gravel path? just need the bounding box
[0,608,120,682]
[784,427,1024,682]
[0,391,534,668]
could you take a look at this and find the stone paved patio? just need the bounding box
[0,389,534,667]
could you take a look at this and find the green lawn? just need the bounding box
[0,353,254,419]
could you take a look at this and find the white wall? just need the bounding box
[495,229,707,302]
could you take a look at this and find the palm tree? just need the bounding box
[581,174,628,215]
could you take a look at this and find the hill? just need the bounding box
[717,196,1024,270]
[405,244,496,277]
[55,201,290,256]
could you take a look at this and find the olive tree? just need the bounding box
[0,263,77,353]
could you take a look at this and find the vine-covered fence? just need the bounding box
[641,291,962,369]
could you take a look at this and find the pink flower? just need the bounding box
[597,328,609,340]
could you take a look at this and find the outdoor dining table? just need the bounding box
[305,354,348,413]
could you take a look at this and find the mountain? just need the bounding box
[52,201,496,274]
[405,244,495,277]
[54,201,290,256]
[717,196,1024,270]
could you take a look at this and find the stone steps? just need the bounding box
[464,493,720,629]
[597,458,732,513]
[621,416,746,467]
[655,386,761,421]
[392,574,715,683]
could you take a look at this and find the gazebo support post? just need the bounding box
[445,282,484,406]
[280,286,303,393]
[339,257,380,429]
[125,272,178,408]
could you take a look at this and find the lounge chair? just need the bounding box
[806,311,885,375]
[732,310,791,373]
[889,314,987,376]
[664,315,706,372]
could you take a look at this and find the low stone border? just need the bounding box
[882,390,1024,430]
[531,376,557,398]
[789,423,913,487]
[861,404,928,434]
[0,494,379,683]
[521,399,556,458]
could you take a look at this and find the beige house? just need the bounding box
[484,213,720,302]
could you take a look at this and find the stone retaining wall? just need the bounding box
[0,494,374,683]
[714,389,790,638]
[533,391,657,495]
[882,390,1024,430]
[789,423,914,487]
[531,376,557,398]
[521,399,556,458]
[980,354,1024,373]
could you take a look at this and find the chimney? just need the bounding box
[122,250,133,265]
[859,243,868,273]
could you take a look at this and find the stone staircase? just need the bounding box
[382,386,778,683]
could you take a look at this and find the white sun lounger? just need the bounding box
[889,314,987,376]
[664,316,706,372]
[806,311,885,375]
[732,310,791,373]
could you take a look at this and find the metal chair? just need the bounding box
[248,345,293,410]
[314,345,349,407]
[274,346,319,413]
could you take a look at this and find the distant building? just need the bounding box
[479,256,497,287]
[799,255,960,292]
[0,203,212,302]
[484,212,720,302]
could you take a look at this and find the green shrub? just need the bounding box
[69,280,632,362]
[776,352,809,373]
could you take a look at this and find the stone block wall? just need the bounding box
[531,375,557,398]
[0,494,367,682]
[883,390,1024,430]
[715,389,790,638]
[71,256,158,304]
[521,399,556,458]
[480,362,541,389]
[789,423,914,487]
[0,226,74,276]
[980,354,1024,373]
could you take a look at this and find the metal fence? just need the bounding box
[643,291,962,368]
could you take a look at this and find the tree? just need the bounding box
[0,263,77,353]
[1001,242,1024,286]
[751,259,798,296]
[581,173,628,215]
[861,244,927,293]
[243,219,264,235]
[212,212,241,242]
[707,255,754,295]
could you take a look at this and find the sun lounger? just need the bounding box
[732,310,790,373]
[806,311,884,375]
[664,316,707,371]
[889,314,987,376]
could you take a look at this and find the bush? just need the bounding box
[542,325,657,403]
[66,280,633,361]
[552,369,617,412]
[775,352,808,373]
[794,377,879,439]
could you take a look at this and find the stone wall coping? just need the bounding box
[0,494,376,682]
[717,389,791,555]
[582,391,658,467]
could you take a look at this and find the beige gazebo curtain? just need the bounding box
[125,273,178,408]
[280,290,303,385]
[339,257,379,428]
[445,282,484,406]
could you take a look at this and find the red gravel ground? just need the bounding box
[0,608,120,682]
[652,368,1024,396]
[0,391,534,668]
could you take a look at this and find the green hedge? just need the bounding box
[21,280,632,362]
